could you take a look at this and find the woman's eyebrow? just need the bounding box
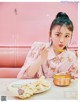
[55,32,61,34]
[55,32,71,35]
[65,33,71,35]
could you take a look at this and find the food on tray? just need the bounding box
[16,85,34,99]
[34,76,50,93]
[8,76,51,99]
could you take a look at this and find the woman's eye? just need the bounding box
[65,35,69,38]
[56,34,60,37]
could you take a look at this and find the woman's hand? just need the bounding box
[39,47,49,62]
[66,71,75,79]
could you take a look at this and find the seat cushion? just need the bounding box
[0,68,20,78]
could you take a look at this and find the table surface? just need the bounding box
[0,78,78,100]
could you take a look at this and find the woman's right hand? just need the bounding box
[39,46,49,62]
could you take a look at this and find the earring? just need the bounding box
[49,38,53,46]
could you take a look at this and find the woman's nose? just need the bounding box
[59,37,64,43]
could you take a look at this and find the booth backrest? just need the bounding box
[0,46,30,68]
[0,46,78,78]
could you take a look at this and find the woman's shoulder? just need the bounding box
[31,41,49,48]
[66,49,77,58]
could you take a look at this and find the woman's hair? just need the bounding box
[49,12,73,36]
[49,12,74,50]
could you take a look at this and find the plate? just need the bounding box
[7,79,51,96]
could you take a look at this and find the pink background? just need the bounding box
[0,2,78,78]
[0,2,78,47]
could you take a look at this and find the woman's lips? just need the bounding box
[59,44,64,47]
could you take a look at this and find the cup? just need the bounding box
[53,73,71,86]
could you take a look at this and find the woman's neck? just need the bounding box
[53,48,61,55]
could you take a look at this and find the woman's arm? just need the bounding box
[23,47,49,78]
[57,51,78,79]
[17,42,49,79]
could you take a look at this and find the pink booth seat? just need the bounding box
[0,45,78,78]
[0,46,30,78]
[0,68,20,78]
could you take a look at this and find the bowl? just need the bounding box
[53,73,71,86]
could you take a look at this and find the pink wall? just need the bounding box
[0,2,78,47]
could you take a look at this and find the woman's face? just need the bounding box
[51,25,72,51]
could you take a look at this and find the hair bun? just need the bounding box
[56,12,69,19]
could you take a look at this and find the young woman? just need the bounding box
[17,12,78,79]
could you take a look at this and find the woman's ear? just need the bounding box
[69,34,72,45]
[67,39,71,46]
[49,31,51,37]
[49,31,52,41]
[66,42,71,48]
